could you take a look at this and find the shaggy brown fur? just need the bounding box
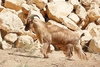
[26,14,88,60]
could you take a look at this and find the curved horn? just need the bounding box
[29,14,40,20]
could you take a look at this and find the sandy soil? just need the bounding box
[0,48,100,67]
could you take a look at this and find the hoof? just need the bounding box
[44,55,49,58]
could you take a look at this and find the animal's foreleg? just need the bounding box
[40,43,50,58]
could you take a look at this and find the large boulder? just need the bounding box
[26,0,34,5]
[48,20,68,29]
[2,40,13,50]
[4,0,25,11]
[80,30,92,47]
[15,35,35,48]
[60,17,80,30]
[93,0,100,7]
[4,33,18,43]
[33,0,48,10]
[87,2,100,22]
[21,4,40,15]
[28,8,45,22]
[69,0,80,6]
[80,0,93,7]
[46,1,73,22]
[88,37,100,53]
[68,13,80,24]
[0,8,25,32]
[75,4,87,21]
[86,23,100,37]
[49,0,65,2]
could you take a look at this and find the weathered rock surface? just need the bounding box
[88,37,100,53]
[33,0,47,10]
[80,30,92,47]
[0,8,24,32]
[68,13,80,24]
[60,17,80,30]
[15,35,35,48]
[86,23,100,37]
[46,1,73,22]
[87,2,100,22]
[4,0,25,11]
[2,40,13,50]
[4,33,17,43]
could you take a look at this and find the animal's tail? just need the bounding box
[74,43,88,60]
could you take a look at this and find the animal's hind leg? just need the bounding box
[62,44,73,59]
[74,42,88,60]
[40,43,50,58]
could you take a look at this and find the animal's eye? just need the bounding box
[27,18,32,22]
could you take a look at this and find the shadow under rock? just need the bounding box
[8,52,41,58]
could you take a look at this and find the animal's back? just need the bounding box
[48,25,80,45]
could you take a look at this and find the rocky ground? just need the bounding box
[0,48,100,67]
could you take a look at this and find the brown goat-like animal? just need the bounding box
[26,14,88,60]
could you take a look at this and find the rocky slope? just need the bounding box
[0,0,100,56]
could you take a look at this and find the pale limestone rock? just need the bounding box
[80,0,93,6]
[15,35,34,48]
[21,4,40,24]
[80,30,92,47]
[33,0,48,10]
[60,17,80,30]
[0,6,4,11]
[2,40,13,50]
[48,20,68,29]
[18,11,28,25]
[85,23,100,37]
[75,4,88,29]
[75,4,87,21]
[4,0,25,11]
[21,3,30,14]
[21,3,40,14]
[96,18,100,25]
[28,9,45,22]
[88,37,100,53]
[89,28,100,37]
[85,23,97,31]
[35,40,55,51]
[68,13,80,24]
[50,44,55,51]
[0,8,24,32]
[4,33,18,43]
[49,0,65,2]
[93,0,100,7]
[46,1,73,22]
[69,0,80,6]
[87,2,100,22]
[26,0,34,5]
[0,0,4,11]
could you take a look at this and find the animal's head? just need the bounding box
[27,14,40,23]
[25,14,40,31]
